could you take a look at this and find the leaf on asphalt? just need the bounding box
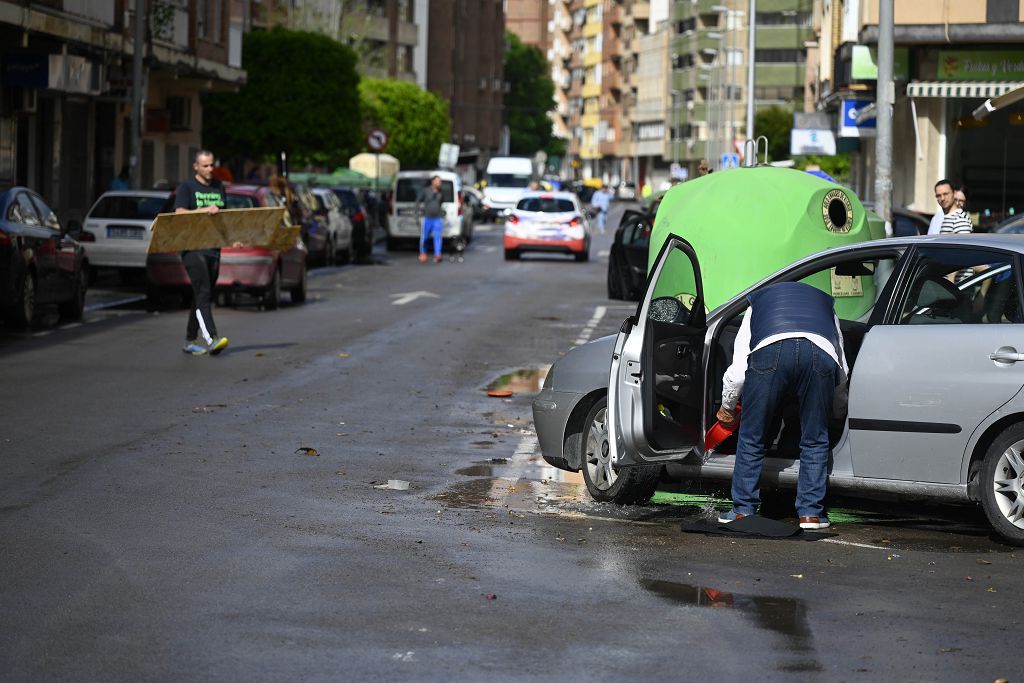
[790,574,804,579]
[295,446,319,456]
[255,352,265,357]
[338,352,350,358]
[977,558,992,565]
[986,586,997,592]
[483,593,497,600]
[336,432,348,436]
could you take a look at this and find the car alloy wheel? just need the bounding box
[583,400,615,491]
[981,423,1024,546]
[580,397,662,504]
[8,272,35,327]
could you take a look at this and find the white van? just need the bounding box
[482,157,534,220]
[387,170,472,251]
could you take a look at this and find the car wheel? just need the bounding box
[575,250,589,263]
[290,266,307,304]
[337,245,351,265]
[580,397,661,504]
[263,267,282,311]
[504,249,519,261]
[58,266,87,320]
[386,236,399,252]
[607,261,624,299]
[7,271,35,327]
[980,423,1024,546]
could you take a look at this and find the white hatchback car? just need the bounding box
[81,190,170,270]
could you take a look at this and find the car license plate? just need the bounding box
[397,208,417,216]
[107,225,144,240]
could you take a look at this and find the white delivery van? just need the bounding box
[387,170,472,251]
[482,157,534,221]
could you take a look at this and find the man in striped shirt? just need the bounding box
[940,186,973,234]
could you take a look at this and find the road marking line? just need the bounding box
[482,246,497,253]
[598,249,610,257]
[59,323,82,330]
[819,538,892,550]
[84,294,147,312]
[390,290,440,306]
[574,305,606,346]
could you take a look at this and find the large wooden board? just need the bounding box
[148,207,291,253]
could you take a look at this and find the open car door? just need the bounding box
[608,234,707,466]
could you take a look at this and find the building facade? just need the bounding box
[426,0,506,175]
[812,0,1024,226]
[0,0,247,224]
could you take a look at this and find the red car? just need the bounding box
[146,184,307,310]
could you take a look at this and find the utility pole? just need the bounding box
[130,0,146,189]
[745,0,755,141]
[875,0,894,234]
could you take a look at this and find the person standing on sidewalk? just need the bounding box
[416,175,445,263]
[928,179,956,235]
[589,184,610,234]
[715,281,849,530]
[175,149,229,356]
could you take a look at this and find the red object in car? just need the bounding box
[704,404,742,454]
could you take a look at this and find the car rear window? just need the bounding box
[89,195,166,220]
[332,189,360,211]
[488,173,531,188]
[517,197,575,213]
[226,194,256,209]
[396,178,455,203]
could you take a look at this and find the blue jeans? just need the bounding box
[421,217,443,256]
[730,338,838,518]
[594,209,607,233]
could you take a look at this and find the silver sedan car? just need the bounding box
[533,234,1024,545]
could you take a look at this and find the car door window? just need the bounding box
[9,193,41,226]
[899,247,1020,325]
[797,254,900,324]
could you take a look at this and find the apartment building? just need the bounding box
[507,0,573,141]
[669,0,812,177]
[257,0,419,81]
[426,0,506,172]
[0,0,247,223]
[811,0,1024,224]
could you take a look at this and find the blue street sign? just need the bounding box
[720,153,740,170]
[839,100,876,138]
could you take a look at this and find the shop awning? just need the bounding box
[906,81,1024,98]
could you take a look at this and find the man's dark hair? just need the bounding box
[194,149,215,163]
[935,178,954,190]
[430,175,440,182]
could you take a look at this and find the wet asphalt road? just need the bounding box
[1,205,1022,681]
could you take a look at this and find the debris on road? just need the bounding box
[483,593,497,600]
[375,479,410,491]
[295,446,320,456]
[487,389,513,398]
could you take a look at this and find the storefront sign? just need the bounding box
[937,50,1024,81]
[3,55,48,88]
[791,129,836,156]
[2,54,97,93]
[851,45,909,81]
[839,99,876,138]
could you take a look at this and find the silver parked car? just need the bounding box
[533,234,1024,544]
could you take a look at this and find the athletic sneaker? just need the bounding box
[183,341,207,356]
[799,515,830,530]
[208,336,229,355]
[433,255,443,263]
[418,253,428,263]
[717,510,747,523]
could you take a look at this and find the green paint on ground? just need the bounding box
[652,491,730,510]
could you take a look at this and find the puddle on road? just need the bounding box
[640,579,821,673]
[486,367,549,395]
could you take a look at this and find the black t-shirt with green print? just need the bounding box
[173,176,226,255]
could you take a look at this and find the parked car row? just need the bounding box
[146,183,308,311]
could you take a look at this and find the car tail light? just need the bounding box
[352,210,365,223]
[0,231,10,247]
[457,194,463,216]
[567,217,580,227]
[507,214,519,225]
[78,231,96,242]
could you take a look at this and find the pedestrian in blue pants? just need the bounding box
[715,281,849,530]
[416,175,445,263]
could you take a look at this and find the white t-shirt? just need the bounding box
[928,208,946,235]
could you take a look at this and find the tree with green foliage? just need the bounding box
[203,27,362,168]
[754,105,794,163]
[504,32,560,158]
[359,78,451,168]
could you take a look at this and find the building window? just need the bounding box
[167,96,192,130]
[755,11,812,27]
[673,53,695,69]
[676,17,696,34]
[755,49,806,64]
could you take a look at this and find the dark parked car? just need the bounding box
[892,207,931,237]
[330,186,373,263]
[607,196,663,300]
[0,187,89,326]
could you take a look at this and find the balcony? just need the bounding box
[606,3,623,27]
[600,139,619,157]
[580,144,601,159]
[581,112,600,127]
[631,1,650,20]
[583,21,601,38]
[604,70,621,93]
[583,0,602,6]
[581,81,601,98]
[583,51,601,67]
